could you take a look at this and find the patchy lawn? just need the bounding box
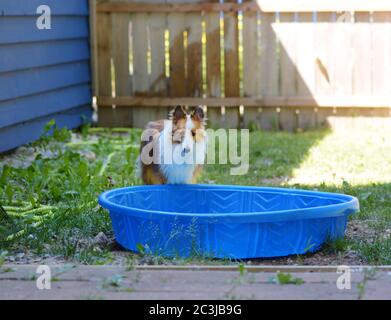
[0,120,390,266]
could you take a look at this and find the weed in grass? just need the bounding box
[0,267,16,273]
[272,272,305,285]
[0,251,7,266]
[100,274,136,293]
[356,268,377,300]
[23,272,37,281]
[238,263,246,276]
[322,237,350,255]
[354,238,391,265]
[109,274,124,287]
[232,263,255,285]
[136,243,146,255]
[125,254,136,271]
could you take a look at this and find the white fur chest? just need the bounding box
[159,162,196,184]
[157,120,206,184]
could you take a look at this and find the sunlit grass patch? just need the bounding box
[288,122,391,186]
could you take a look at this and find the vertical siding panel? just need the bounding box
[0,0,91,152]
[89,0,98,97]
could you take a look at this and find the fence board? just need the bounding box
[352,13,371,96]
[242,8,261,129]
[372,13,391,97]
[315,12,333,127]
[205,1,222,128]
[276,12,297,131]
[255,0,391,13]
[315,13,332,96]
[296,12,316,130]
[185,8,203,97]
[223,0,240,128]
[167,6,186,97]
[330,12,355,119]
[149,8,169,121]
[112,4,133,126]
[332,13,354,96]
[97,8,113,127]
[131,11,151,128]
[96,1,391,14]
[259,12,279,130]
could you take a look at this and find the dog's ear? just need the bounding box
[170,105,187,122]
[191,106,205,121]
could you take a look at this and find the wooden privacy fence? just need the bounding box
[93,0,391,130]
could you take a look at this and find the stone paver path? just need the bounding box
[0,265,390,300]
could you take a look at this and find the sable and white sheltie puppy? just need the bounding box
[137,105,207,184]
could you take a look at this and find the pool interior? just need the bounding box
[109,188,345,214]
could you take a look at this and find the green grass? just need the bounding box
[0,120,390,265]
[274,272,305,285]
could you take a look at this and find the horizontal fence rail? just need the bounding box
[94,0,391,129]
[97,1,391,13]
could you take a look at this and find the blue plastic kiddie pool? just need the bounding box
[98,184,359,259]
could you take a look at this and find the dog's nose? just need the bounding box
[183,147,191,154]
[181,147,190,157]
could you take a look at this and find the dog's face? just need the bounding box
[170,105,206,157]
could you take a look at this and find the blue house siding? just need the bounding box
[0,0,92,152]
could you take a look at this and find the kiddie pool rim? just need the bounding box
[98,184,359,223]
